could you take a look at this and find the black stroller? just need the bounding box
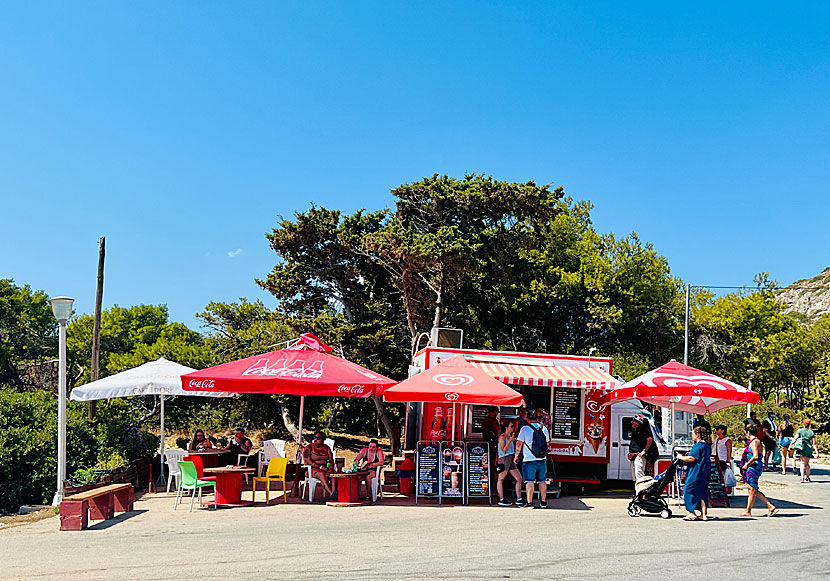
[627,457,681,519]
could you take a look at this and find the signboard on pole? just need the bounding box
[440,441,465,501]
[466,442,491,502]
[416,441,440,502]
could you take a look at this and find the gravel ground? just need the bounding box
[1,466,827,580]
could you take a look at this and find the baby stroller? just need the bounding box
[627,457,681,519]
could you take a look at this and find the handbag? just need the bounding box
[790,437,804,452]
[772,446,782,465]
[723,467,737,487]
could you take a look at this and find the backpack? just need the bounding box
[529,424,548,458]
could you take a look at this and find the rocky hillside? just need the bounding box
[777,268,830,322]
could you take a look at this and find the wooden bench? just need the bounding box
[550,476,601,498]
[60,483,134,531]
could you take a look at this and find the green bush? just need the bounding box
[815,433,830,454]
[710,402,803,444]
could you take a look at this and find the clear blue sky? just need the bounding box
[2,2,828,328]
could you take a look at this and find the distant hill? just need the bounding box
[776,268,830,322]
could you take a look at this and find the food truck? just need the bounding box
[407,346,669,482]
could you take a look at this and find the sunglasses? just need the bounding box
[313,436,323,441]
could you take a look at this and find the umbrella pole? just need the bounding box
[158,395,166,486]
[292,395,305,497]
[451,403,456,441]
[670,401,675,452]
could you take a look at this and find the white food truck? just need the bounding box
[407,346,670,481]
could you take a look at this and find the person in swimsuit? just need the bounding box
[496,422,523,506]
[355,439,385,498]
[777,414,796,475]
[737,421,778,517]
[303,431,336,499]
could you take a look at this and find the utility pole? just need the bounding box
[90,236,105,420]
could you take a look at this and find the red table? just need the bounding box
[326,471,369,507]
[203,467,255,507]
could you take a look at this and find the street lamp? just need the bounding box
[50,296,74,506]
[746,369,756,419]
[587,347,597,368]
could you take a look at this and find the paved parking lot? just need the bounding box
[2,467,827,580]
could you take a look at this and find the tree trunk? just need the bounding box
[373,395,395,447]
[280,402,300,442]
[432,268,444,330]
[326,401,341,431]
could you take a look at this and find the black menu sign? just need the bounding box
[416,442,439,497]
[552,386,581,440]
[708,459,729,506]
[440,441,464,498]
[471,405,489,434]
[466,443,490,498]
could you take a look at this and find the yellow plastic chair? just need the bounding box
[252,457,288,504]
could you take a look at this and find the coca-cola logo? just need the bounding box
[337,385,366,394]
[189,379,215,389]
[432,374,473,387]
[444,392,460,401]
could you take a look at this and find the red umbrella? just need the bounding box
[181,344,395,397]
[605,359,760,414]
[383,357,524,406]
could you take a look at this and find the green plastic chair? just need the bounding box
[174,461,217,512]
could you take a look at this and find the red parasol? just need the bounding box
[604,359,760,414]
[383,356,524,406]
[181,344,396,397]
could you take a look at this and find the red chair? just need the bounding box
[183,455,216,482]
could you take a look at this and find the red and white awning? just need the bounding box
[469,361,618,389]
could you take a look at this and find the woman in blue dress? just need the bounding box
[678,426,711,521]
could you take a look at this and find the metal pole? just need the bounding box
[52,321,67,506]
[747,378,752,418]
[157,395,166,485]
[684,284,690,365]
[297,396,305,455]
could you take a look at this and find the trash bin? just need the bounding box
[398,457,415,495]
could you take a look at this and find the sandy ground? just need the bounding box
[1,466,828,580]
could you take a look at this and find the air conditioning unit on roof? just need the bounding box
[430,327,463,349]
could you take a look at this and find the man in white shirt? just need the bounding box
[513,409,550,508]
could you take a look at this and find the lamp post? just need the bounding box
[746,369,755,419]
[587,346,596,368]
[50,296,74,506]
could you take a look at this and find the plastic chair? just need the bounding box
[370,465,384,502]
[259,439,286,477]
[174,461,216,512]
[300,465,320,501]
[182,455,216,482]
[237,448,260,484]
[165,449,187,493]
[252,458,288,504]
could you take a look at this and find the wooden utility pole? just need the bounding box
[89,236,105,420]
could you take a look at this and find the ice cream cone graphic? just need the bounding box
[588,436,602,454]
[587,422,603,454]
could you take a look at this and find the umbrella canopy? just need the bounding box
[605,359,761,414]
[180,347,396,397]
[383,356,525,406]
[70,358,231,400]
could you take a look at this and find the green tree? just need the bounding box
[0,280,57,390]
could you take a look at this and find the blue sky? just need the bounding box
[2,2,828,328]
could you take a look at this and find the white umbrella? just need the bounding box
[70,358,232,483]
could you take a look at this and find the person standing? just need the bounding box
[777,414,796,475]
[693,414,712,436]
[496,422,523,506]
[737,421,778,517]
[678,426,712,521]
[761,412,778,470]
[629,415,658,480]
[793,419,817,483]
[712,425,734,493]
[514,409,550,509]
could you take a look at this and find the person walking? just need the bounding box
[777,414,796,475]
[678,426,711,521]
[712,424,734,493]
[629,415,658,480]
[761,412,778,470]
[792,419,818,483]
[737,421,778,517]
[514,409,550,509]
[496,422,523,505]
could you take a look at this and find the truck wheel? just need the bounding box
[660,509,672,519]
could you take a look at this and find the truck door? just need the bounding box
[615,416,637,480]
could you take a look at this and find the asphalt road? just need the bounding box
[1,466,827,580]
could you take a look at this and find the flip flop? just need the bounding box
[683,515,700,521]
[766,507,779,517]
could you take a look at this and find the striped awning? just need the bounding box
[469,361,619,389]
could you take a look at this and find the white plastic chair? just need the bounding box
[370,465,383,502]
[259,439,286,477]
[300,439,335,501]
[164,449,187,493]
[237,448,261,484]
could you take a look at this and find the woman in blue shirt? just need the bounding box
[678,426,711,521]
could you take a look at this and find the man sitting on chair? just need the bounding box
[303,431,337,500]
[225,426,253,466]
[355,439,385,498]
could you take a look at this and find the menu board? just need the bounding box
[552,386,581,440]
[471,406,489,434]
[440,441,464,498]
[416,442,439,497]
[466,443,490,498]
[708,459,729,506]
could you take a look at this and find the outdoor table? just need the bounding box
[326,471,369,507]
[188,449,228,468]
[203,467,255,507]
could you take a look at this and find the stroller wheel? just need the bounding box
[628,505,641,517]
[660,509,672,519]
